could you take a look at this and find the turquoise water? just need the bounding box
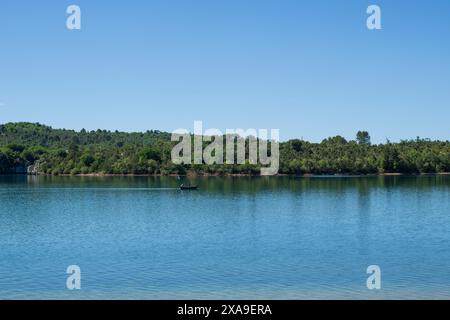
[0,175,449,299]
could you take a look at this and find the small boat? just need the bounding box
[180,184,198,190]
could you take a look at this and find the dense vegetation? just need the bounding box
[1,122,449,175]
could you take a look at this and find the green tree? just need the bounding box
[356,131,371,145]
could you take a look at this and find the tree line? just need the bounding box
[1,123,449,175]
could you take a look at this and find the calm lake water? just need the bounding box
[0,175,449,299]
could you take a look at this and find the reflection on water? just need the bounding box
[0,175,449,299]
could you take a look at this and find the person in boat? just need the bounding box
[180,183,198,190]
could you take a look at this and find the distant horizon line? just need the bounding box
[2,121,449,145]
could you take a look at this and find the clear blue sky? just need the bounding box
[1,0,449,143]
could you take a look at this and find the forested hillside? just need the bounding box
[1,122,449,175]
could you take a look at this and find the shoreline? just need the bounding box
[6,172,450,177]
